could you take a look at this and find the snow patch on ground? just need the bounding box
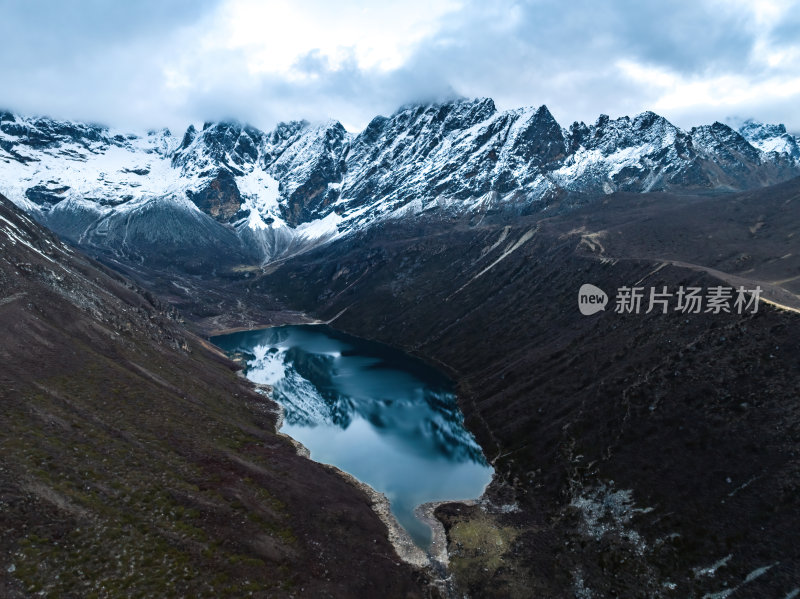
[700,561,778,599]
[570,482,653,553]
[694,554,733,578]
[295,211,342,241]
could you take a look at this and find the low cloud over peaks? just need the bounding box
[2,0,799,132]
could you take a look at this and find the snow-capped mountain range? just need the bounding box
[1,99,798,269]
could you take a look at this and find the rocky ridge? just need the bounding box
[2,101,798,269]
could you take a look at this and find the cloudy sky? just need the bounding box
[1,0,799,133]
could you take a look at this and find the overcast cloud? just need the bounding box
[1,0,799,133]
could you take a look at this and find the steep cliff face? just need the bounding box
[2,102,799,270]
[269,121,349,226]
[185,168,242,222]
[0,193,430,597]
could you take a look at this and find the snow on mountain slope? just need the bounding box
[1,102,799,271]
[738,119,800,160]
[334,99,567,221]
[0,113,343,266]
[0,115,176,212]
[553,111,691,194]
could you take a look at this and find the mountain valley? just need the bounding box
[2,99,800,597]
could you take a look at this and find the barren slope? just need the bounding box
[0,193,428,598]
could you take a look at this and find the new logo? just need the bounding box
[578,284,608,315]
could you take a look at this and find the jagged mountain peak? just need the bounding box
[583,110,682,154]
[267,119,309,141]
[502,104,566,164]
[0,112,113,150]
[2,101,800,269]
[260,119,346,160]
[632,110,675,131]
[172,121,265,171]
[690,121,758,156]
[738,118,800,158]
[146,127,172,137]
[694,120,745,137]
[179,124,197,150]
[739,118,786,137]
[392,95,496,115]
[369,97,498,143]
[265,119,349,226]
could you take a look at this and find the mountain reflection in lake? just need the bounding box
[211,325,494,548]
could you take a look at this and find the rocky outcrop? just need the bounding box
[185,168,242,221]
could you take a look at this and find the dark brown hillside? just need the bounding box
[551,175,800,299]
[252,178,800,597]
[0,193,429,598]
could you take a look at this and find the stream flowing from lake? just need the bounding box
[211,325,494,549]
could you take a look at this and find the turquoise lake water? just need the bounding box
[211,325,494,548]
